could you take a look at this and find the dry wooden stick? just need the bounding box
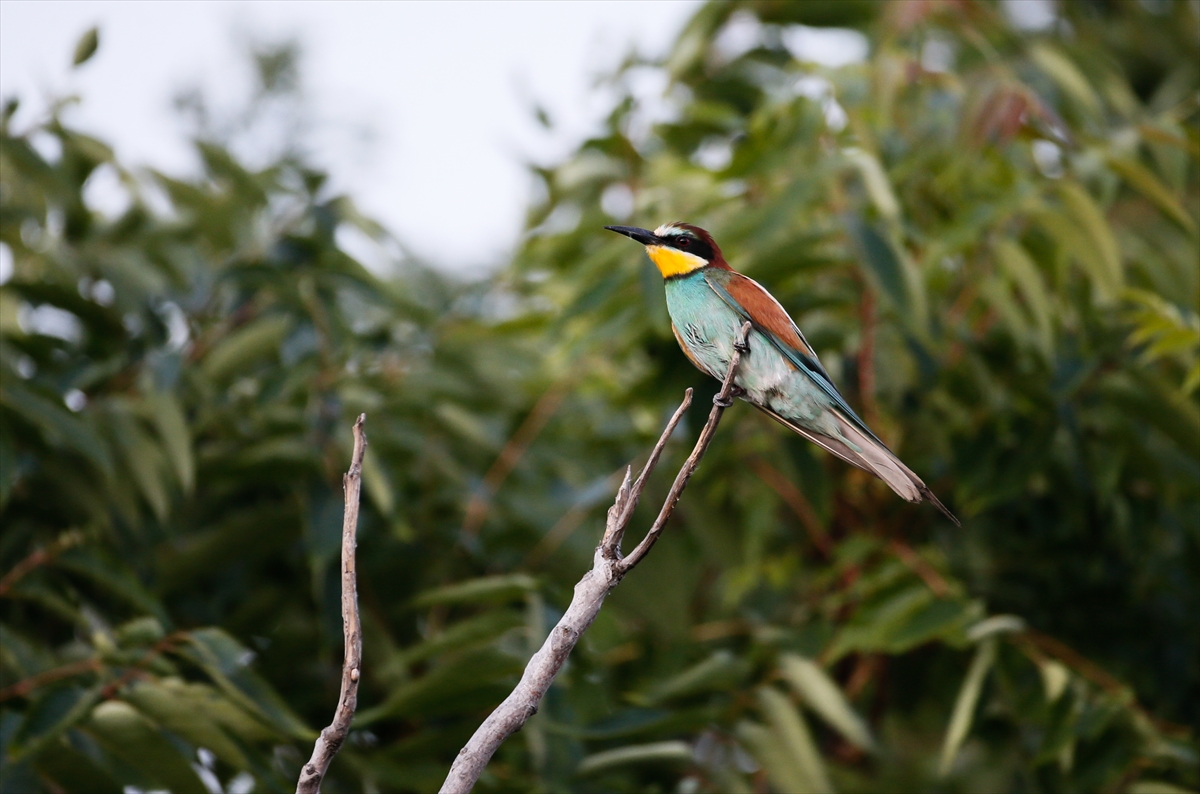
[296,414,368,794]
[439,322,753,794]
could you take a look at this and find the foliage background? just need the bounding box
[1,1,1198,792]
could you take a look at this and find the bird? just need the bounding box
[605,222,959,525]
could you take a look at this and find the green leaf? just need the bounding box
[637,650,751,706]
[355,647,524,725]
[994,240,1054,359]
[10,685,104,761]
[757,686,834,794]
[576,740,692,775]
[1056,182,1124,303]
[122,678,260,770]
[939,638,997,777]
[1029,44,1100,115]
[177,628,311,740]
[412,574,539,608]
[56,546,168,623]
[0,378,113,475]
[396,609,525,666]
[1129,782,1199,794]
[147,391,194,493]
[779,653,877,754]
[72,27,99,67]
[737,720,811,794]
[846,216,928,335]
[200,315,294,383]
[32,735,123,794]
[1107,155,1197,235]
[84,699,208,794]
[361,446,395,516]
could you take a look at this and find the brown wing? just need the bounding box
[722,272,820,362]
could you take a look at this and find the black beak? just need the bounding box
[604,225,660,246]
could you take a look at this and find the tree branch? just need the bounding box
[439,322,753,794]
[296,414,367,794]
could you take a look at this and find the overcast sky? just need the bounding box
[0,0,700,273]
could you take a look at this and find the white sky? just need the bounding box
[0,0,700,273]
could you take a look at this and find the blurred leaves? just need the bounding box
[3,1,1198,792]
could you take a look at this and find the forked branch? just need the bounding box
[439,322,753,794]
[296,414,367,794]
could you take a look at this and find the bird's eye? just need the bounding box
[677,237,689,247]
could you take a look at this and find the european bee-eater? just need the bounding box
[606,222,959,525]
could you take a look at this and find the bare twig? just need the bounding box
[439,322,753,794]
[748,456,832,558]
[297,414,368,794]
[462,384,568,538]
[857,285,880,431]
[888,540,950,598]
[0,529,87,597]
[0,659,101,701]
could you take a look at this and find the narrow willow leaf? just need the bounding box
[1183,362,1200,395]
[0,378,113,475]
[179,628,311,739]
[939,638,997,777]
[355,647,524,725]
[56,547,168,623]
[1035,686,1080,769]
[1107,155,1197,234]
[576,740,692,775]
[779,653,877,754]
[758,686,835,794]
[412,574,539,607]
[1039,660,1071,703]
[843,147,900,221]
[147,391,194,493]
[361,446,395,516]
[396,609,525,666]
[640,650,749,706]
[32,736,123,794]
[1102,373,1200,461]
[122,679,257,770]
[118,420,172,521]
[994,240,1054,359]
[1029,44,1100,115]
[200,315,293,383]
[1057,182,1124,301]
[980,276,1032,348]
[736,720,812,794]
[10,685,104,761]
[846,216,928,335]
[85,700,208,794]
[966,615,1027,641]
[1129,781,1199,794]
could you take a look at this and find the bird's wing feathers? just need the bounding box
[701,270,960,526]
[704,270,886,447]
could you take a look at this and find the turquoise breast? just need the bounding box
[664,271,841,435]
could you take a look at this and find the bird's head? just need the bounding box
[604,222,728,278]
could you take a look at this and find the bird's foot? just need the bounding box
[734,340,751,355]
[713,386,744,408]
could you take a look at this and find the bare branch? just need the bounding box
[439,321,753,794]
[297,414,368,794]
[0,529,87,598]
[617,321,752,572]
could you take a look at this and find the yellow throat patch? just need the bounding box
[646,245,707,278]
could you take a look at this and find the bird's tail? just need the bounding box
[756,406,960,526]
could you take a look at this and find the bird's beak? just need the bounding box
[604,225,660,246]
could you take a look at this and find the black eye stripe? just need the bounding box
[664,233,711,260]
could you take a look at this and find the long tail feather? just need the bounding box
[753,405,960,526]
